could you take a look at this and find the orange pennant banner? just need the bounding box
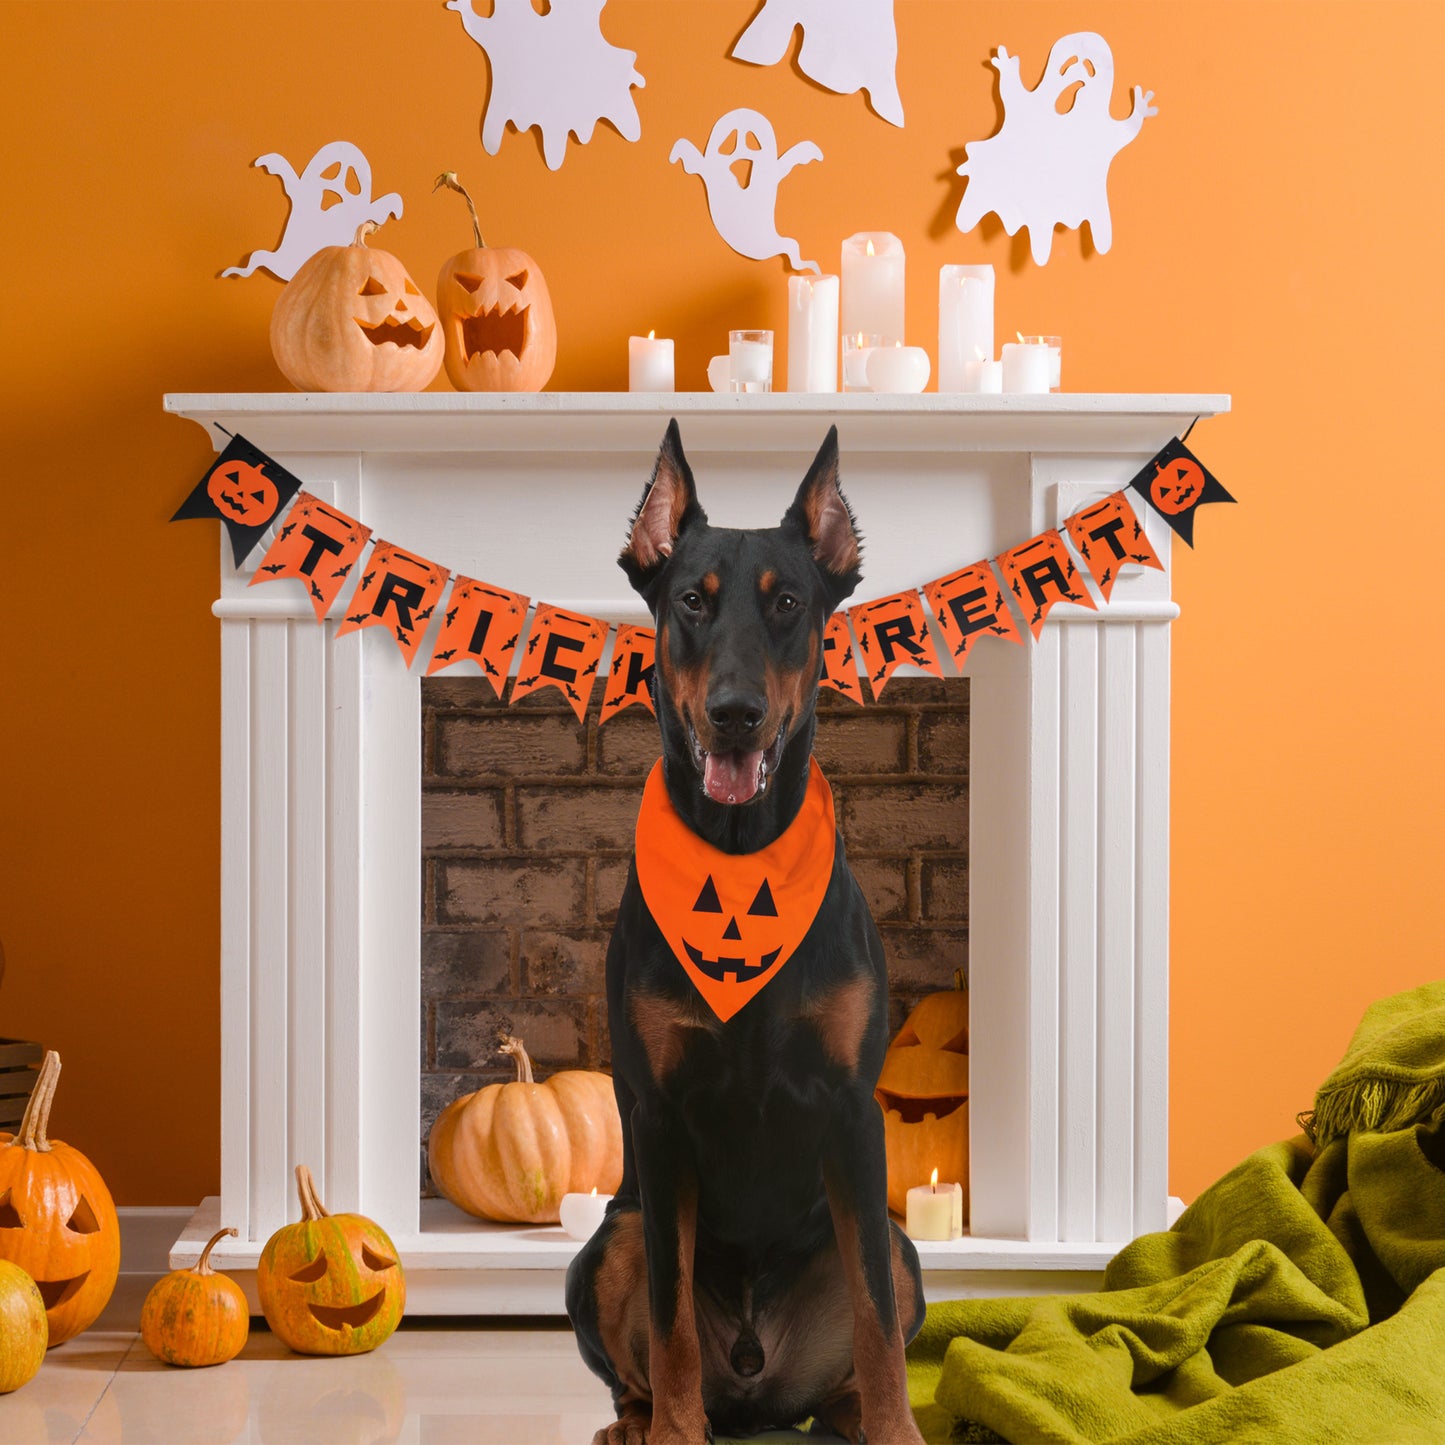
[334,540,449,666]
[511,604,609,720]
[248,493,372,621]
[599,624,656,724]
[1064,492,1164,601]
[847,590,943,697]
[922,561,1022,666]
[425,577,530,695]
[995,530,1097,639]
[819,613,865,704]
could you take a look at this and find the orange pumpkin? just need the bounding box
[875,985,970,1219]
[428,1035,622,1224]
[0,1051,119,1345]
[270,220,443,393]
[0,1258,47,1392]
[140,1226,248,1367]
[258,1165,405,1356]
[433,172,556,393]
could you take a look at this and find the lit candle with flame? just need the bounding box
[628,328,674,392]
[1001,331,1052,394]
[560,1186,613,1240]
[904,1166,964,1241]
[963,344,1003,394]
[841,232,905,348]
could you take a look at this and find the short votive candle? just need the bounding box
[628,331,674,392]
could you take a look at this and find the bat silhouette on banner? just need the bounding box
[1129,436,1235,546]
[922,560,1023,664]
[247,492,373,620]
[334,540,449,666]
[171,434,303,565]
[1064,491,1164,600]
[510,603,609,721]
[425,577,530,694]
[994,529,1097,639]
[600,624,656,724]
[819,612,865,704]
[847,589,944,696]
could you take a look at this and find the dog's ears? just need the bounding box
[783,426,863,609]
[620,419,706,600]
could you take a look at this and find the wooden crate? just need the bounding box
[0,1039,43,1131]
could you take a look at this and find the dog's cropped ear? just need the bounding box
[620,419,706,601]
[782,425,863,610]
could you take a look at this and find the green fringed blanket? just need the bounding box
[908,979,1445,1444]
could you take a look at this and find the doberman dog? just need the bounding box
[566,421,926,1445]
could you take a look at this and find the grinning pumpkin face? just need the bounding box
[206,457,278,526]
[684,872,785,983]
[437,245,557,393]
[257,1166,405,1356]
[1150,456,1204,515]
[875,990,971,1219]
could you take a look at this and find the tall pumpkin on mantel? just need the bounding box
[433,172,557,393]
[0,1051,120,1345]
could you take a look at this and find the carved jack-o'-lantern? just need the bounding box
[433,172,557,393]
[257,1165,405,1356]
[875,986,970,1219]
[0,1051,120,1345]
[206,457,278,526]
[270,221,444,393]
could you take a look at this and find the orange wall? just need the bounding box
[3,1,1442,1207]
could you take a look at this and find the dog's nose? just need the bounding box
[706,690,766,738]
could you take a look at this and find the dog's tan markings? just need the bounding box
[592,1210,653,1431]
[758,568,777,594]
[655,621,709,739]
[806,482,861,576]
[702,571,720,597]
[763,630,818,742]
[628,991,708,1085]
[807,976,875,1071]
[649,1173,709,1441]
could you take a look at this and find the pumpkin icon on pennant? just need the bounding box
[1150,456,1205,516]
[206,457,279,527]
[270,220,444,393]
[874,986,970,1219]
[257,1165,405,1355]
[433,172,556,392]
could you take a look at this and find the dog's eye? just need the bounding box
[680,591,703,613]
[776,593,799,613]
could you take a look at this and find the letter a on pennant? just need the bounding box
[994,530,1096,639]
[600,624,656,724]
[922,560,1022,666]
[1064,491,1164,601]
[425,577,530,696]
[248,492,372,621]
[335,539,449,666]
[819,613,865,704]
[511,604,609,720]
[847,590,942,697]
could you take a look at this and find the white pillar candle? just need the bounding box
[728,330,773,392]
[841,232,905,346]
[559,1190,612,1241]
[1020,334,1062,390]
[628,331,674,393]
[938,264,994,393]
[1001,341,1052,394]
[905,1172,964,1241]
[866,343,931,394]
[787,273,839,393]
[963,352,1003,393]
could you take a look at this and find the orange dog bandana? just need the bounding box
[634,759,837,1023]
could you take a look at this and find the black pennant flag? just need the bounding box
[171,434,304,566]
[1128,436,1234,547]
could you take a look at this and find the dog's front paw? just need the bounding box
[592,1410,713,1445]
[592,1416,649,1445]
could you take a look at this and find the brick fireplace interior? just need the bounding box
[419,674,969,1193]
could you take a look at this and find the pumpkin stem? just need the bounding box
[434,171,485,249]
[195,1226,238,1276]
[953,968,966,991]
[499,1034,534,1084]
[294,1164,332,1222]
[352,220,380,248]
[16,1049,60,1152]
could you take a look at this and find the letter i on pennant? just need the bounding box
[819,612,865,704]
[511,604,610,721]
[994,530,1096,639]
[1064,492,1163,601]
[922,560,1022,665]
[599,624,656,724]
[335,540,450,666]
[248,492,372,621]
[846,590,943,697]
[425,577,530,696]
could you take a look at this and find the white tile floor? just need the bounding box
[0,1276,833,1445]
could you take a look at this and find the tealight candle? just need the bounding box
[905,1169,964,1241]
[628,331,674,393]
[707,355,730,393]
[841,232,905,347]
[962,347,1003,394]
[841,332,882,392]
[787,274,839,393]
[1001,337,1052,394]
[728,329,774,392]
[938,264,994,392]
[866,343,931,394]
[1020,334,1062,390]
[559,1188,612,1241]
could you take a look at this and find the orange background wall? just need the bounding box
[3,1,1442,1208]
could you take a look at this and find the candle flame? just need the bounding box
[866,238,876,256]
[1016,331,1026,344]
[647,329,655,341]
[590,1187,598,1197]
[930,1167,939,1188]
[974,346,986,362]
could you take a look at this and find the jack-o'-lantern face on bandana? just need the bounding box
[634,757,836,1021]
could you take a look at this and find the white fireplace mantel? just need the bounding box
[166,391,1228,1313]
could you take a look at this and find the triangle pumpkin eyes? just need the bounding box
[692,876,778,916]
[0,1191,21,1228]
[505,269,529,289]
[66,1196,101,1234]
[747,880,778,917]
[693,877,722,913]
[358,276,388,296]
[454,273,484,294]
[361,1244,396,1271]
[290,1253,328,1283]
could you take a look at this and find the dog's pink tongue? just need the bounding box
[703,750,763,805]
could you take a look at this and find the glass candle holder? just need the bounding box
[728,330,773,393]
[842,332,885,392]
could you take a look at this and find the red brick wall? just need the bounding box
[420,676,968,1192]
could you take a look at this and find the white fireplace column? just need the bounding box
[167,392,1227,1312]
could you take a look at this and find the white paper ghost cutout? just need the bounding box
[446,0,644,171]
[671,109,822,273]
[732,0,903,127]
[955,34,1157,265]
[222,141,403,281]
